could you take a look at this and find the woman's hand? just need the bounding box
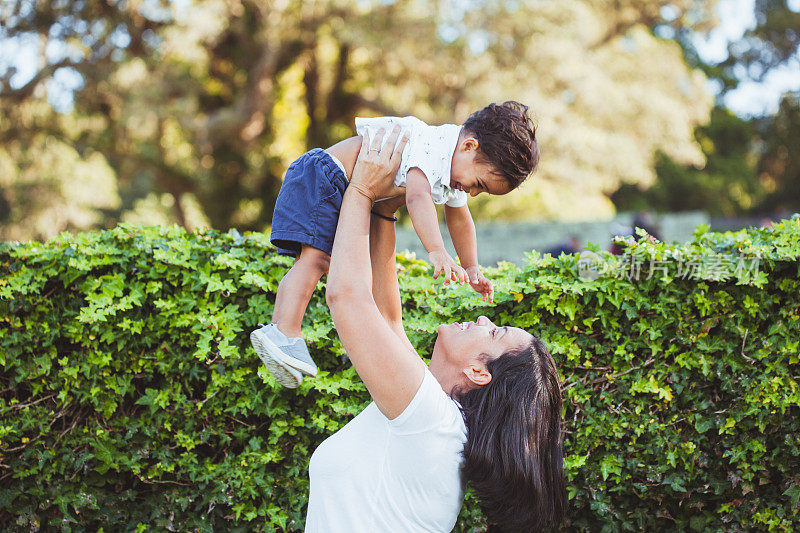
[349,126,409,202]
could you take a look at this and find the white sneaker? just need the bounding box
[250,324,319,387]
[250,324,303,388]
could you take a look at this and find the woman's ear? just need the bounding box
[463,363,492,387]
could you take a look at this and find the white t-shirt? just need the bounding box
[355,116,469,208]
[305,368,468,532]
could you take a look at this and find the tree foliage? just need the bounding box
[754,94,800,213]
[610,105,763,215]
[610,92,800,217]
[0,0,718,240]
[719,0,800,88]
[605,0,800,219]
[1,218,799,530]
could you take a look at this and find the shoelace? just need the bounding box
[257,323,296,346]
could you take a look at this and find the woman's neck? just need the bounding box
[428,356,466,399]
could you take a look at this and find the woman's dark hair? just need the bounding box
[462,101,539,190]
[457,337,566,532]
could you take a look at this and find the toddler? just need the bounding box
[251,101,539,387]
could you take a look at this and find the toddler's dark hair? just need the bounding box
[462,101,539,190]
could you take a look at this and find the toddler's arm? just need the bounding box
[444,204,478,269]
[445,204,494,302]
[406,168,466,284]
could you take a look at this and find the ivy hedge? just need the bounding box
[1,218,799,532]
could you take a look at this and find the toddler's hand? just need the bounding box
[466,265,494,302]
[429,250,467,286]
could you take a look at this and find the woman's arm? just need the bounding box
[369,196,415,353]
[326,127,426,420]
[444,204,478,268]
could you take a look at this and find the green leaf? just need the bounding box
[600,455,622,481]
[784,485,800,508]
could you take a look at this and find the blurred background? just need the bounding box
[0,0,798,261]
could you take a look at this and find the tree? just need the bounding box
[609,105,763,215]
[461,0,716,220]
[611,0,800,219]
[719,0,800,89]
[754,93,800,213]
[1,0,720,241]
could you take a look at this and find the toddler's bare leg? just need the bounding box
[271,245,331,338]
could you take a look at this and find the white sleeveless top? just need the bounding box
[305,368,468,532]
[355,116,469,208]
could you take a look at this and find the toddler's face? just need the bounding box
[450,137,512,197]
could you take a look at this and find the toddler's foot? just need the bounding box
[250,324,318,388]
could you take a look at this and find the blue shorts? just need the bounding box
[270,148,348,257]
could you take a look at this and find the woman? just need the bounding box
[306,126,565,532]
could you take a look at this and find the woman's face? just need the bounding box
[434,315,532,367]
